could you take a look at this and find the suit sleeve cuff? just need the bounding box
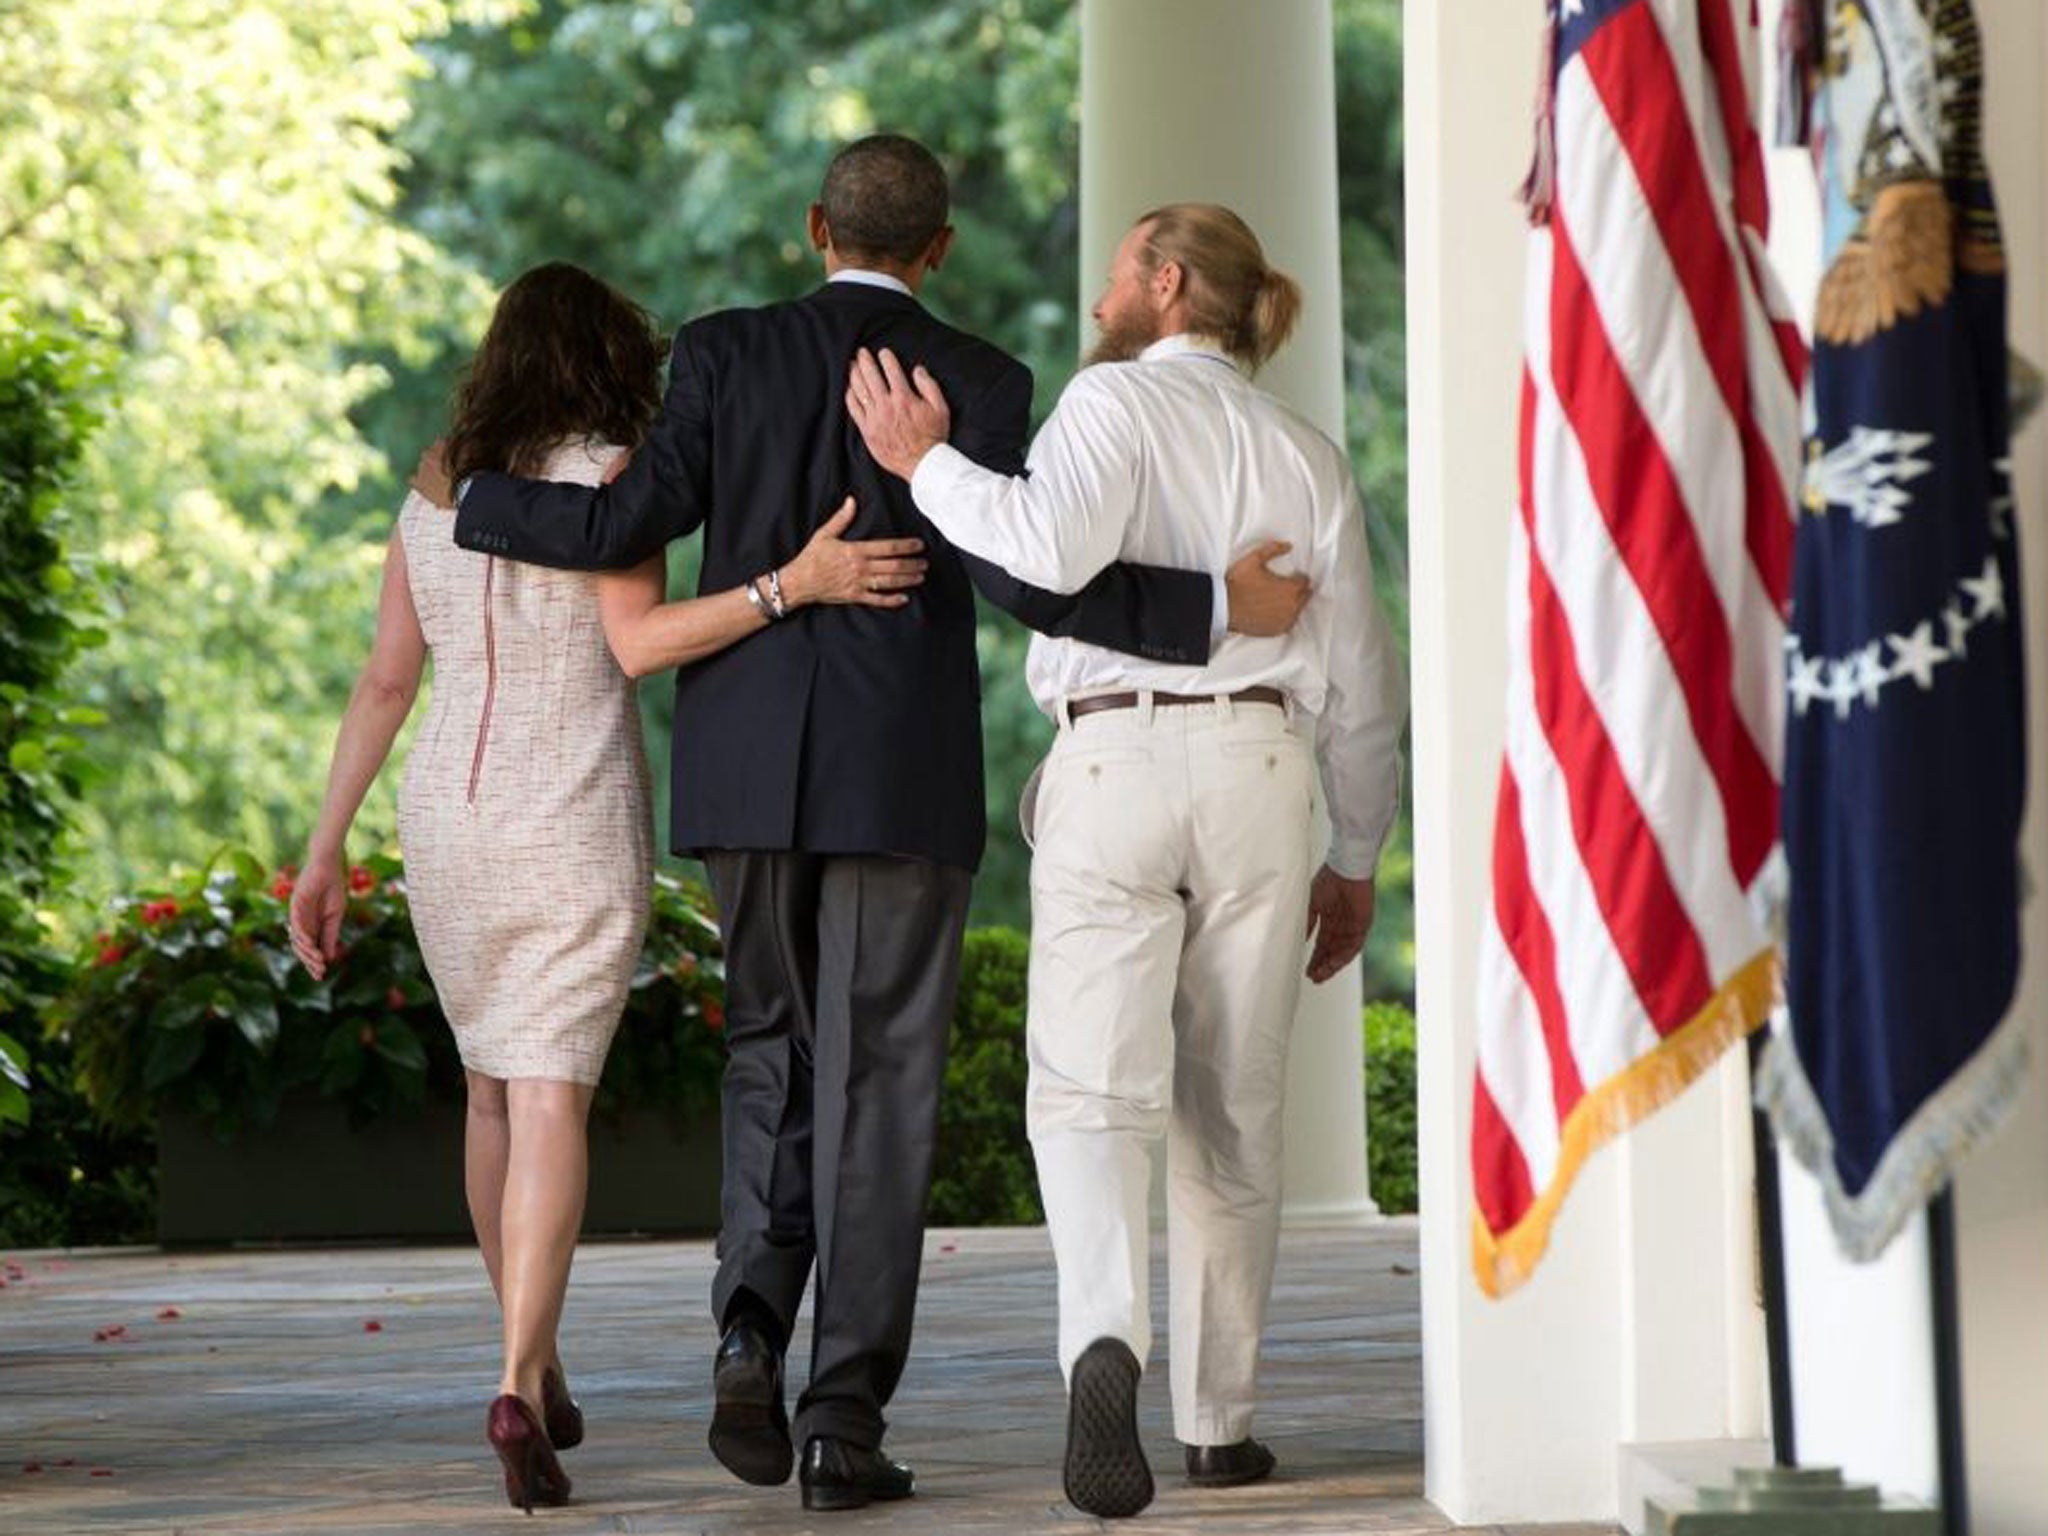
[1211,577,1229,643]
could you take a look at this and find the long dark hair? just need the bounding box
[443,262,666,484]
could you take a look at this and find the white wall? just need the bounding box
[1953,14,2048,1530]
[1406,5,1764,1524]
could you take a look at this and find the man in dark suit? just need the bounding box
[449,134,1307,1513]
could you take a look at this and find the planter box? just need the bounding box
[157,1099,722,1245]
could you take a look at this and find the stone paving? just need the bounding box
[0,1221,1615,1535]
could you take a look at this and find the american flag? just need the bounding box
[1472,0,1808,1299]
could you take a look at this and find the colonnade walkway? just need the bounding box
[1,1221,1616,1534]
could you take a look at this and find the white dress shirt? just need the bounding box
[908,332,1407,877]
[835,269,1229,637]
[828,267,915,297]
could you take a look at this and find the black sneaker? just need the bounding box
[1063,1336,1153,1519]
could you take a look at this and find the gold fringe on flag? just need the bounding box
[1472,947,1781,1300]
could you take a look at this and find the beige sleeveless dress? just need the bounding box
[396,438,654,1084]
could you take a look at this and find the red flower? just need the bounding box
[270,868,296,899]
[363,1319,383,1333]
[702,1000,725,1032]
[138,899,178,926]
[156,1308,182,1322]
[348,866,376,895]
[93,940,128,969]
[385,986,406,1011]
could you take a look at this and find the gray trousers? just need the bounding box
[704,850,972,1450]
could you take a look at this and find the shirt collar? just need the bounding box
[829,268,915,298]
[1138,332,1241,371]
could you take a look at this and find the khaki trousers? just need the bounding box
[1024,694,1315,1446]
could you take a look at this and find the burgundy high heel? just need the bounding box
[487,1394,572,1513]
[540,1366,584,1450]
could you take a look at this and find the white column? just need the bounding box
[1079,0,1374,1226]
[1407,6,1764,1524]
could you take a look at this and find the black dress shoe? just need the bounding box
[708,1320,792,1486]
[1063,1336,1153,1519]
[798,1435,916,1512]
[1184,1437,1276,1487]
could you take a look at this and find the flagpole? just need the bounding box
[1746,1030,1797,1467]
[1926,1190,1969,1536]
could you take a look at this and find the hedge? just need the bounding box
[9,856,1421,1244]
[0,301,107,1144]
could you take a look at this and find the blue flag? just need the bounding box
[1760,0,2028,1260]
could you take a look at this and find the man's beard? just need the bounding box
[1084,308,1163,368]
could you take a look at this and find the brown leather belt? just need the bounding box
[1066,685,1287,722]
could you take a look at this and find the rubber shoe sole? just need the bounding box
[1063,1338,1153,1519]
[709,1351,792,1486]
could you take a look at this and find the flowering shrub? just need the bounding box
[52,850,728,1140]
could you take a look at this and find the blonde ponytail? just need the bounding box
[1244,266,1302,372]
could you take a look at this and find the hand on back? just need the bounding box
[1225,542,1313,636]
[846,347,952,480]
[783,497,928,609]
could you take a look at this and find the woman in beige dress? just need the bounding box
[286,263,926,1511]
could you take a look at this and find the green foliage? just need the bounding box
[52,855,729,1142]
[1364,999,1417,1215]
[0,299,108,1089]
[602,872,731,1131]
[55,851,456,1136]
[0,1031,27,1130]
[930,925,1040,1226]
[0,0,493,898]
[0,1026,156,1248]
[25,854,723,1240]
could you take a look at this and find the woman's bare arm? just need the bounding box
[595,498,928,678]
[289,522,427,977]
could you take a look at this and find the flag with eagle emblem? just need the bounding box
[1759,0,2027,1260]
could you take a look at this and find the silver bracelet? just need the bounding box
[745,578,773,621]
[766,568,789,620]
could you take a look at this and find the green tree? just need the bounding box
[0,302,106,1085]
[0,0,492,898]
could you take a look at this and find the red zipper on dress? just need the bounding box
[467,555,497,804]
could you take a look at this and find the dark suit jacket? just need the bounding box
[454,279,1213,871]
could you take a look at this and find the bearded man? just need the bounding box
[847,202,1407,1520]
